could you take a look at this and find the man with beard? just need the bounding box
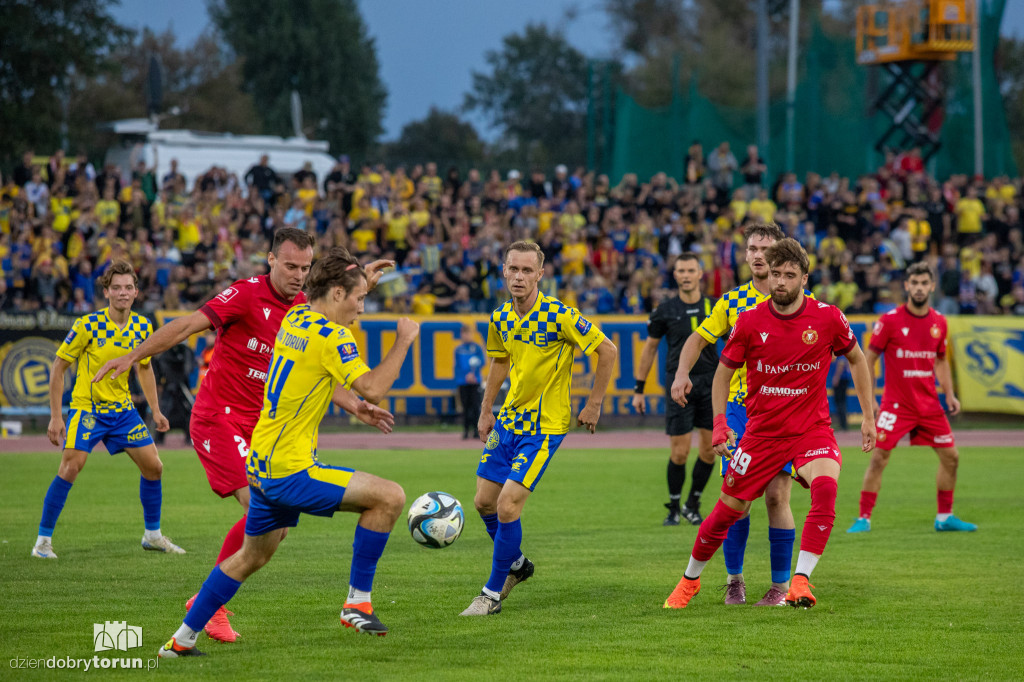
[663,238,877,610]
[633,253,718,526]
[847,262,976,534]
[670,223,801,607]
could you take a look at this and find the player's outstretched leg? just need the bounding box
[339,473,405,636]
[665,500,745,608]
[934,447,976,532]
[160,531,282,658]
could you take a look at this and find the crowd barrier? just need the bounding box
[2,311,1021,417]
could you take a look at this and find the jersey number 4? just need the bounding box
[266,356,295,419]
[877,411,897,431]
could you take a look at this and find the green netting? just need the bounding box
[609,2,1015,183]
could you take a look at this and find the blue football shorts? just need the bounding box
[720,401,793,477]
[63,408,153,455]
[246,463,355,536]
[476,421,565,492]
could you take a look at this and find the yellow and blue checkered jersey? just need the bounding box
[248,305,370,479]
[694,281,813,406]
[487,292,607,436]
[55,308,153,414]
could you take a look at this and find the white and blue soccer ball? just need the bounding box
[407,491,464,549]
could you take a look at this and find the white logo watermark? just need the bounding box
[8,621,157,672]
[94,621,142,652]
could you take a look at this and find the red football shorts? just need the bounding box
[721,427,842,501]
[189,410,257,497]
[875,402,954,451]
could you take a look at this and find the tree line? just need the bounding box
[1,0,1021,171]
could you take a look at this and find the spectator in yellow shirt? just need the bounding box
[906,208,931,259]
[954,186,986,241]
[95,185,121,228]
[729,187,749,222]
[561,230,589,281]
[747,187,777,224]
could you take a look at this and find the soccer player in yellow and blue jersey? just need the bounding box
[460,241,618,616]
[32,260,183,559]
[671,222,802,607]
[159,248,416,658]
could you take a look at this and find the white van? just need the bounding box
[102,118,338,188]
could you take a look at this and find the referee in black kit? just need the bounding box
[632,253,718,526]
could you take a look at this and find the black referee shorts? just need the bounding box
[665,373,714,436]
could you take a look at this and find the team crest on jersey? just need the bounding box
[82,413,97,430]
[801,329,818,345]
[901,327,910,336]
[339,342,359,363]
[216,287,238,303]
[930,324,940,338]
[485,429,499,450]
[725,474,735,487]
[877,431,887,442]
[575,316,592,335]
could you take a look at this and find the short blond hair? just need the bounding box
[505,240,544,267]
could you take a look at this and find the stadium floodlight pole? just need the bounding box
[972,3,983,177]
[756,0,770,174]
[784,0,799,174]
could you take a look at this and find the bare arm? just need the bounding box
[933,355,960,416]
[864,347,880,403]
[577,338,618,433]
[671,333,712,406]
[94,311,212,383]
[631,336,661,414]
[477,355,510,441]
[135,363,169,432]
[47,356,71,447]
[350,319,419,404]
[846,343,878,452]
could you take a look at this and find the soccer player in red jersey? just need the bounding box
[95,229,394,641]
[664,239,877,610]
[847,262,976,533]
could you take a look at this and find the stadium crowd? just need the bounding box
[2,143,1023,317]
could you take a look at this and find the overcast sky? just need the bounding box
[115,0,1024,141]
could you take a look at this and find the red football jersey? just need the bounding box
[868,305,947,415]
[193,276,307,422]
[721,297,857,439]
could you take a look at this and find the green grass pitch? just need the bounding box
[1,444,1021,681]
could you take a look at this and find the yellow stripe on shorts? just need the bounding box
[522,436,551,489]
[306,465,354,489]
[65,411,83,449]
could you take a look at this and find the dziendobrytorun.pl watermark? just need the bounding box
[9,656,158,672]
[9,620,159,672]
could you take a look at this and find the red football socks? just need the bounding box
[937,489,954,515]
[801,477,838,555]
[216,515,247,565]
[859,490,877,519]
[692,501,744,561]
